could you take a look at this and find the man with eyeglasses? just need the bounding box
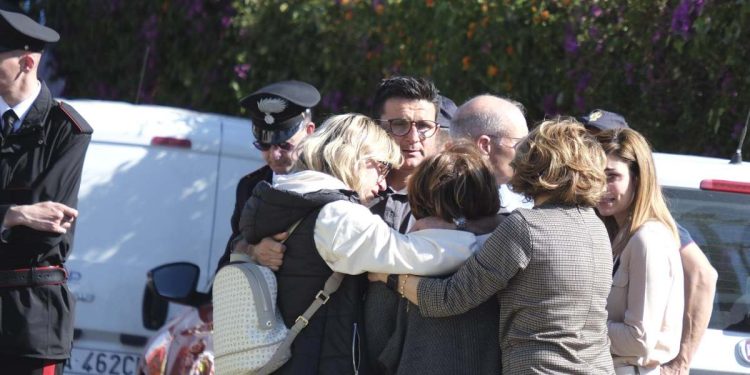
[216,80,319,268]
[368,76,443,232]
[364,76,501,374]
[450,94,532,213]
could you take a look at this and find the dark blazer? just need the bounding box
[216,164,273,269]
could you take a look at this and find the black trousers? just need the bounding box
[0,356,64,375]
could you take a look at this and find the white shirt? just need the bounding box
[498,184,533,213]
[275,171,483,276]
[0,81,42,132]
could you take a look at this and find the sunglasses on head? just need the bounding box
[252,141,295,152]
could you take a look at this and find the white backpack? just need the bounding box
[213,220,343,375]
[213,253,289,375]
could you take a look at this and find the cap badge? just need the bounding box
[589,110,603,122]
[257,98,287,124]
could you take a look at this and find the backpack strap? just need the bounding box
[266,271,344,366]
[254,216,344,369]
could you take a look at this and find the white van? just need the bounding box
[57,100,263,375]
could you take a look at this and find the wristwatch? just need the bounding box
[452,216,467,231]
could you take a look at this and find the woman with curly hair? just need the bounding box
[373,118,616,374]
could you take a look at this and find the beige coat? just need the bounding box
[607,220,685,369]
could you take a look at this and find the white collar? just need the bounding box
[0,81,42,130]
[274,170,349,195]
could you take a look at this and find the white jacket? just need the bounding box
[275,170,484,276]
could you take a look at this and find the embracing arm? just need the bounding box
[314,200,479,275]
[397,212,530,318]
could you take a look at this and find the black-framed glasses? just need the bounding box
[252,141,295,152]
[376,118,438,138]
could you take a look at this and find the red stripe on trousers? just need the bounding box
[42,363,56,375]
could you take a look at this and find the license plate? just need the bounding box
[64,347,141,375]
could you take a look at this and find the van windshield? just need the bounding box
[665,187,750,333]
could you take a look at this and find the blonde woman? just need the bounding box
[596,128,684,374]
[374,119,616,374]
[238,114,501,374]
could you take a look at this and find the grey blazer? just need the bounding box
[418,205,615,375]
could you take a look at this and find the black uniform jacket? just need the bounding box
[0,82,92,359]
[216,164,272,269]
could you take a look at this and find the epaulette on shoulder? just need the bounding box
[56,102,94,134]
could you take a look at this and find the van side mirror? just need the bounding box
[142,262,211,330]
[149,262,211,306]
[151,262,200,300]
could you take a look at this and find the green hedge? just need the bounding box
[37,0,750,158]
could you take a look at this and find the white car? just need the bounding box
[57,100,264,375]
[654,153,750,374]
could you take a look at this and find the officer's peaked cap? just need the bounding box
[0,1,59,53]
[240,80,321,144]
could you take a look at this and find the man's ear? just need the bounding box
[476,135,492,155]
[19,54,36,72]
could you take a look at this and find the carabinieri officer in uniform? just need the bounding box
[0,2,93,374]
[217,80,320,269]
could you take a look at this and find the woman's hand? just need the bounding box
[368,272,388,283]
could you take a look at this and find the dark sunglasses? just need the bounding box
[376,118,438,138]
[252,141,295,152]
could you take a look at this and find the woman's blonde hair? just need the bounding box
[596,128,677,254]
[294,113,402,199]
[408,141,500,222]
[510,117,606,207]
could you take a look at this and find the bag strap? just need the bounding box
[251,215,345,366]
[265,272,344,365]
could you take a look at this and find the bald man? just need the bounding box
[450,94,532,213]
